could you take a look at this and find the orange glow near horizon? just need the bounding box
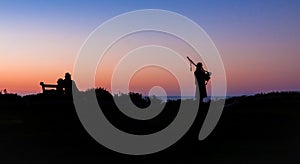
[93,31,200,96]
[129,66,180,96]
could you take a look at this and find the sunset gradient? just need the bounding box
[1,0,299,96]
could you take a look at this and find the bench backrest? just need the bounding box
[40,82,58,94]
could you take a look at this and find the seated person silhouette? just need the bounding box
[194,62,208,102]
[56,78,64,95]
[64,72,79,96]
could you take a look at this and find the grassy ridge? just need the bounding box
[0,90,299,163]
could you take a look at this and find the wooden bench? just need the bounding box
[40,82,61,94]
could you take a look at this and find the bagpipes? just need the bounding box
[187,56,212,84]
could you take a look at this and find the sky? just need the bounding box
[0,0,300,96]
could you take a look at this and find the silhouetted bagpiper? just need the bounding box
[187,57,211,102]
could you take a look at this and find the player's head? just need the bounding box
[196,62,203,68]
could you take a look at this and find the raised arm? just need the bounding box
[187,56,197,67]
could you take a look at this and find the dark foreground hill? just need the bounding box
[0,90,299,163]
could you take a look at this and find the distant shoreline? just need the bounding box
[3,90,300,101]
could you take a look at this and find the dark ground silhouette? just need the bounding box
[0,90,300,163]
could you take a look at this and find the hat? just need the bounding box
[196,62,203,67]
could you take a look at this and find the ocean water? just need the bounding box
[151,96,228,102]
[163,96,194,101]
